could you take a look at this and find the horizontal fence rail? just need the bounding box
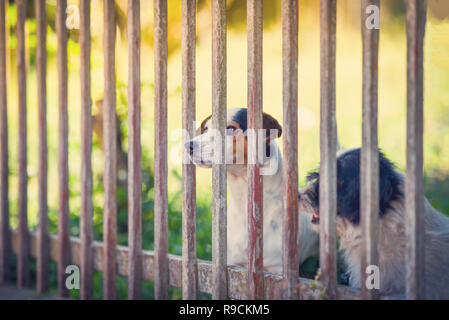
[11,230,378,300]
[0,0,428,301]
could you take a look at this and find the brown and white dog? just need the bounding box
[298,148,449,299]
[186,108,319,274]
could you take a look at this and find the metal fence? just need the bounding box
[0,0,426,300]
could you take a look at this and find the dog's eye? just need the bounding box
[306,171,319,182]
[226,126,238,135]
[203,126,208,133]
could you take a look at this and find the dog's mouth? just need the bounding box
[188,155,213,168]
[185,142,213,168]
[195,161,212,168]
[311,211,320,225]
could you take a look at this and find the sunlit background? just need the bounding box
[3,0,449,298]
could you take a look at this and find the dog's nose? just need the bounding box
[186,141,194,155]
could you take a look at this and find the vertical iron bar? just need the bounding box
[154,0,169,300]
[36,0,49,294]
[103,0,117,300]
[319,0,337,300]
[247,0,263,300]
[128,0,142,300]
[211,0,227,300]
[80,0,93,300]
[405,0,427,300]
[16,0,29,289]
[181,0,198,300]
[361,0,380,300]
[57,0,70,298]
[0,0,9,285]
[282,0,299,300]
[56,0,70,297]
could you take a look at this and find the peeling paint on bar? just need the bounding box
[79,0,93,301]
[0,0,10,285]
[103,0,117,300]
[247,0,264,301]
[127,0,142,301]
[405,0,427,300]
[319,0,338,300]
[36,0,49,295]
[282,0,299,300]
[181,0,198,300]
[16,0,29,290]
[154,0,169,300]
[211,0,228,300]
[57,0,70,298]
[360,0,380,301]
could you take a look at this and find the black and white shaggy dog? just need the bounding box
[299,148,449,299]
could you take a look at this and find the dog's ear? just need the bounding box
[337,174,361,225]
[197,115,212,135]
[336,153,361,224]
[263,112,282,140]
[378,151,402,217]
[378,172,393,217]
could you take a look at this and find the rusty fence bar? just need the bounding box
[154,0,169,300]
[57,0,70,298]
[181,0,198,300]
[247,0,264,300]
[0,0,9,285]
[211,0,227,300]
[103,0,117,300]
[36,0,49,294]
[405,0,427,300]
[16,0,29,289]
[127,0,142,300]
[360,0,380,300]
[281,0,299,300]
[80,0,93,300]
[319,0,337,300]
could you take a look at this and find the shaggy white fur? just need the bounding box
[226,142,319,274]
